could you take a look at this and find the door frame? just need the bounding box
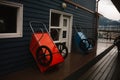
[49,9,73,53]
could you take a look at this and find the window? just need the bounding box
[50,29,61,41]
[49,9,73,53]
[50,12,62,42]
[63,31,67,38]
[63,19,67,27]
[51,12,60,27]
[0,1,23,38]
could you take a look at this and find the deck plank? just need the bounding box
[111,55,120,80]
[97,51,117,80]
[79,48,114,80]
[105,61,117,80]
[88,47,117,80]
[78,47,118,80]
[0,43,116,80]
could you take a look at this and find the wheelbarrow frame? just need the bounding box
[29,21,67,72]
[74,25,95,54]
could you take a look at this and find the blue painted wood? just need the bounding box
[0,0,96,75]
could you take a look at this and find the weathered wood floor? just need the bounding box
[0,43,116,80]
[78,47,120,80]
[0,49,96,80]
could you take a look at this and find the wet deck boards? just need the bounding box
[78,47,119,80]
[0,49,96,80]
[0,43,117,80]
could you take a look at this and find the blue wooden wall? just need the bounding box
[0,0,96,75]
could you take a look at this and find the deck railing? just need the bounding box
[98,26,120,32]
[98,26,120,40]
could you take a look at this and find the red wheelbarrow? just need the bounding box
[29,21,68,72]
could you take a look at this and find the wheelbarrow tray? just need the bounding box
[30,33,64,72]
[73,32,93,53]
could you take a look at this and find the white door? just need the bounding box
[61,16,70,48]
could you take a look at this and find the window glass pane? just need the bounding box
[50,29,60,41]
[0,18,5,33]
[51,13,60,27]
[0,5,17,33]
[63,31,67,38]
[63,19,67,27]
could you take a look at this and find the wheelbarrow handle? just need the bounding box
[29,21,49,34]
[29,21,48,43]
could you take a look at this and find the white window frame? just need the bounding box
[49,9,73,53]
[0,1,23,38]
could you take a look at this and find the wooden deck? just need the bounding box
[0,43,117,80]
[78,46,119,80]
[0,49,96,80]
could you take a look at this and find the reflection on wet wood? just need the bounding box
[0,49,96,80]
[78,47,119,80]
[1,43,114,80]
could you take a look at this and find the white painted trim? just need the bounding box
[0,1,23,38]
[68,16,73,53]
[0,1,22,7]
[49,9,73,53]
[50,9,73,17]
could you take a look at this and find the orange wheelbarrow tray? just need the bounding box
[29,21,65,72]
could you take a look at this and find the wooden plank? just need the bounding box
[98,50,117,80]
[78,47,117,80]
[105,59,117,80]
[81,47,116,80]
[91,48,117,80]
[79,47,114,79]
[65,45,114,80]
[111,56,120,80]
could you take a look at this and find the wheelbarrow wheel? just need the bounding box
[56,43,68,59]
[36,46,52,66]
[87,38,95,47]
[79,39,90,51]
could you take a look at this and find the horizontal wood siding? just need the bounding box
[62,0,96,39]
[71,0,96,11]
[0,0,96,75]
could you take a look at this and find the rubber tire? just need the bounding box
[87,38,95,47]
[56,43,68,59]
[79,39,91,51]
[36,46,52,66]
